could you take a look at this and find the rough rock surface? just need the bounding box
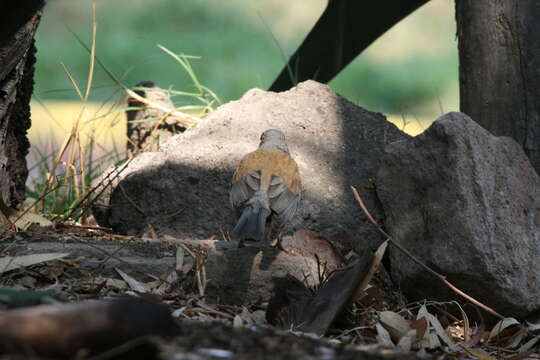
[98,80,409,247]
[376,112,540,319]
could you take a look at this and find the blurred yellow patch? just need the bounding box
[29,101,431,154]
[29,100,126,151]
[386,115,433,136]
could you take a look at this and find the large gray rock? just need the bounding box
[377,112,540,319]
[97,80,409,244]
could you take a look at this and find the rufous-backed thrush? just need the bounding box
[230,129,302,244]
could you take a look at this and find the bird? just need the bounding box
[229,129,302,246]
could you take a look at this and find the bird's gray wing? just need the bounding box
[268,174,301,225]
[229,171,260,208]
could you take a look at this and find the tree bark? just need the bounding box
[456,0,540,174]
[0,3,44,208]
[269,0,430,92]
[126,81,186,157]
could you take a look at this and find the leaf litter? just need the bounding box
[0,215,538,359]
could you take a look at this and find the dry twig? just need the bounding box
[126,89,200,127]
[60,154,136,222]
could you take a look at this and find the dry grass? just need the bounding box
[26,4,218,222]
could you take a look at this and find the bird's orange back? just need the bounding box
[232,149,301,195]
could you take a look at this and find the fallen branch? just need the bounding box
[0,298,178,358]
[350,186,504,320]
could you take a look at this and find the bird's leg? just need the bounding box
[262,215,275,248]
[238,238,261,248]
[273,233,295,255]
[268,220,293,254]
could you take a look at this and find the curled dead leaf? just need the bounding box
[488,317,521,343]
[376,322,394,346]
[115,268,148,293]
[410,316,428,342]
[379,311,410,343]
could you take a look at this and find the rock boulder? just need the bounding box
[97,80,409,245]
[376,112,540,319]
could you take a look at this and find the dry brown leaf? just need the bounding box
[417,304,429,319]
[463,348,497,360]
[446,324,465,343]
[379,310,411,342]
[10,211,52,230]
[153,271,179,295]
[233,315,243,328]
[526,321,540,332]
[115,268,147,293]
[461,323,486,349]
[144,279,162,290]
[250,310,266,325]
[397,329,416,351]
[410,316,428,342]
[450,301,470,342]
[239,307,254,325]
[376,322,394,346]
[0,253,70,274]
[353,240,388,301]
[148,223,159,242]
[17,275,37,288]
[488,317,521,342]
[416,304,454,348]
[38,265,64,280]
[172,307,186,318]
[182,262,193,274]
[416,306,432,350]
[509,349,538,360]
[104,278,128,290]
[426,312,455,346]
[428,332,441,349]
[518,335,540,353]
[358,286,382,309]
[507,326,528,349]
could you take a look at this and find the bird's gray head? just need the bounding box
[259,129,289,153]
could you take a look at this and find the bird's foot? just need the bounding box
[238,239,264,249]
[271,236,295,255]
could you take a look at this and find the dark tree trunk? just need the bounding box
[0,3,44,208]
[269,0,430,92]
[456,0,540,174]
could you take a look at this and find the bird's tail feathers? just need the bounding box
[232,191,271,241]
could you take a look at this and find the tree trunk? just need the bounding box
[0,3,44,208]
[269,0,430,92]
[456,0,540,174]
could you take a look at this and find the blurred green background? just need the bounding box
[26,0,459,213]
[33,0,458,119]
